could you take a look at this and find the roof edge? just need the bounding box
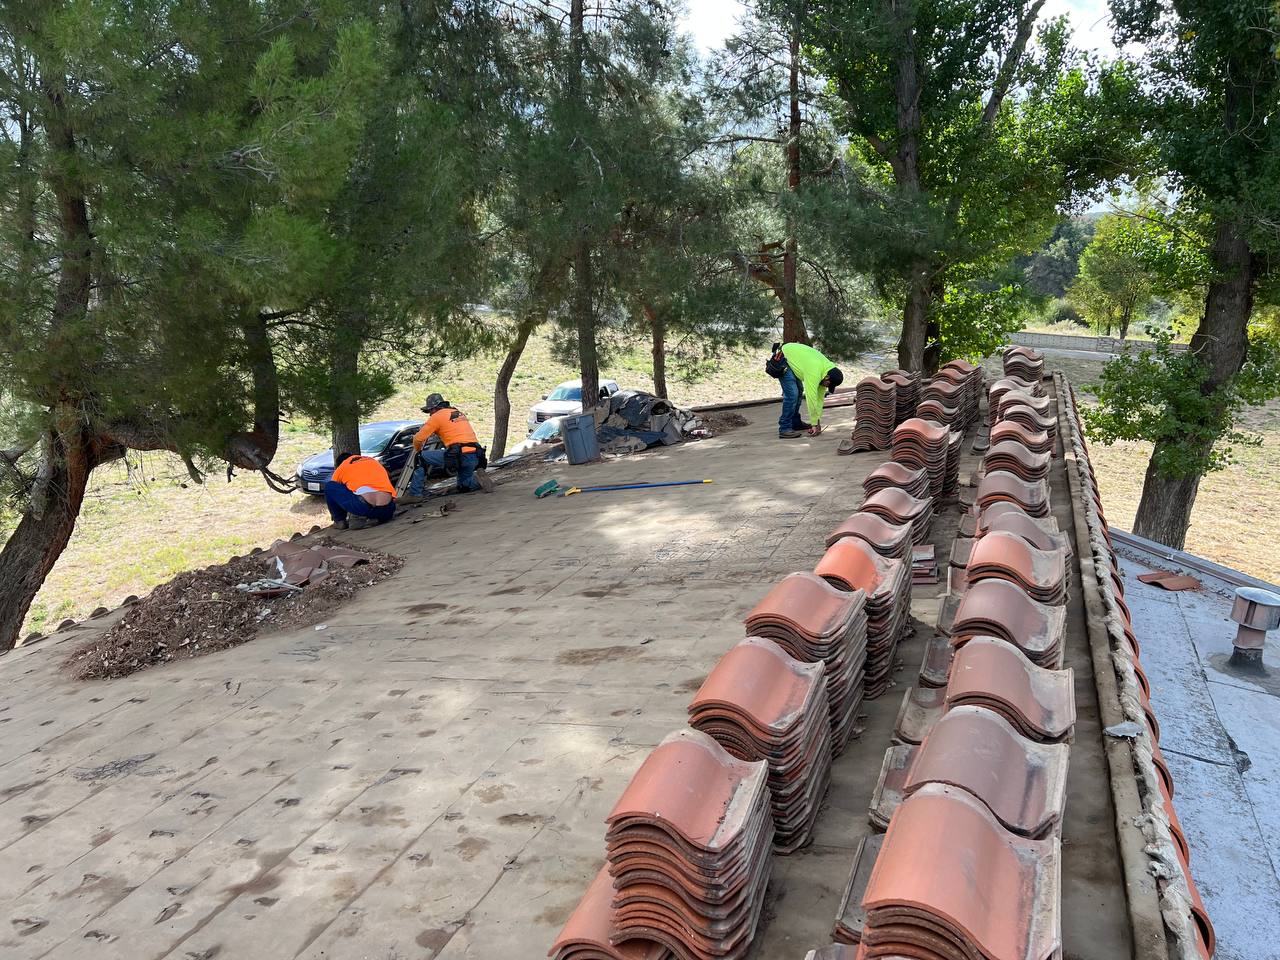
[1109,528,1280,594]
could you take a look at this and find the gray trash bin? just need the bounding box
[561,412,600,464]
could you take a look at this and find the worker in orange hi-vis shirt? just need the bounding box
[325,452,397,529]
[407,393,494,497]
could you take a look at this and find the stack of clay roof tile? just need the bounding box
[850,377,899,452]
[988,374,1041,409]
[746,573,868,754]
[990,420,1053,455]
[1003,344,1045,382]
[942,428,963,498]
[893,636,1075,746]
[815,538,912,699]
[862,462,930,500]
[982,439,1050,483]
[1057,375,1216,960]
[891,418,950,499]
[975,471,1050,519]
[869,704,1069,836]
[605,729,774,960]
[951,577,1065,668]
[880,370,919,424]
[826,512,913,563]
[997,388,1054,423]
[976,503,1072,557]
[689,637,834,853]
[911,544,938,585]
[963,531,1068,605]
[859,488,935,545]
[938,359,982,425]
[858,782,1061,959]
[918,367,979,431]
[551,868,673,960]
[998,399,1057,442]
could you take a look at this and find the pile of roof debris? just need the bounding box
[64,538,401,680]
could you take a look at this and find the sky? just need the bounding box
[681,0,1118,56]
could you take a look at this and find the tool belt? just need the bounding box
[442,442,487,475]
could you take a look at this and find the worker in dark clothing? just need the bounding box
[326,453,397,529]
[767,341,844,439]
[408,393,494,496]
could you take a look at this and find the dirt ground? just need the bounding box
[62,539,403,681]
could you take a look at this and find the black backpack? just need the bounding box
[764,343,788,379]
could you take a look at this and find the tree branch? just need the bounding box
[980,0,1046,127]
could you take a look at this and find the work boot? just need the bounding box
[332,519,349,530]
[399,493,424,505]
[779,430,802,439]
[475,469,495,493]
[348,517,373,530]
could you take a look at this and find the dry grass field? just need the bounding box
[10,337,1277,639]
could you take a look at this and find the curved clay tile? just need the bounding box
[863,462,930,498]
[975,472,1050,519]
[942,357,977,374]
[983,440,1051,480]
[893,417,950,445]
[1149,738,1175,797]
[881,370,919,386]
[606,728,769,852]
[991,420,1052,454]
[904,705,1069,838]
[966,531,1067,603]
[860,488,932,523]
[981,509,1069,556]
[815,538,900,601]
[826,513,914,559]
[745,572,864,641]
[922,377,964,399]
[690,637,824,737]
[549,866,671,960]
[945,637,1076,742]
[1173,835,1216,958]
[998,390,1053,416]
[999,403,1057,435]
[857,375,896,395]
[951,578,1065,666]
[862,783,1060,960]
[893,685,946,745]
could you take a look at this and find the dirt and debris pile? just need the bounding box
[64,538,402,680]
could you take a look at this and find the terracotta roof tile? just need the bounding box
[945,637,1076,743]
[859,489,935,545]
[982,440,1052,483]
[975,472,1051,519]
[826,512,914,562]
[902,705,1069,839]
[850,378,899,452]
[862,462,931,500]
[861,783,1060,960]
[549,866,671,959]
[964,531,1068,605]
[951,578,1066,668]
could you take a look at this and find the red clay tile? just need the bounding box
[861,783,1060,960]
[834,833,884,944]
[550,866,671,959]
[951,578,1065,668]
[903,705,1069,838]
[946,637,1076,742]
[975,472,1051,519]
[979,508,1071,557]
[990,420,1052,455]
[862,462,930,500]
[965,531,1067,605]
[1137,570,1202,592]
[745,573,862,641]
[826,513,914,562]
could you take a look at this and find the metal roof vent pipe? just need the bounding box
[1229,587,1280,673]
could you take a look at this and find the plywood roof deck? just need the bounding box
[0,396,1133,960]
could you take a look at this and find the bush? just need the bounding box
[1049,300,1086,327]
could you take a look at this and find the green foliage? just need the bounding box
[1083,333,1280,477]
[793,0,1144,364]
[934,281,1034,363]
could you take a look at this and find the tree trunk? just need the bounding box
[897,262,931,371]
[492,315,538,458]
[226,311,282,470]
[1131,444,1204,549]
[1118,304,1132,341]
[1132,216,1256,546]
[328,330,362,458]
[573,238,600,414]
[0,427,105,651]
[645,303,668,399]
[781,15,810,347]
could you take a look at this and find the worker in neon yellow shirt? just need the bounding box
[775,342,843,438]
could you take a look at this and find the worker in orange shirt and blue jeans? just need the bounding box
[326,453,397,529]
[408,393,494,497]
